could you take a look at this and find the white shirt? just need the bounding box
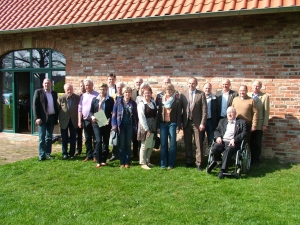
[223,119,236,142]
[45,91,55,115]
[221,91,229,117]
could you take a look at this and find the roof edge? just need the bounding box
[1,7,300,35]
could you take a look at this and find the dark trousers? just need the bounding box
[250,130,263,163]
[132,136,140,157]
[83,119,95,159]
[93,123,110,164]
[211,141,239,171]
[201,119,214,146]
[183,119,204,167]
[61,119,77,157]
[76,126,83,154]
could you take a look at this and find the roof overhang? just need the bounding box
[1,7,300,35]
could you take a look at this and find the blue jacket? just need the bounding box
[111,97,138,135]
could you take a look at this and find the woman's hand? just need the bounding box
[146,130,151,138]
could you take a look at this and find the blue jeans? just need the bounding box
[38,115,55,160]
[93,123,110,164]
[202,119,214,146]
[119,123,132,165]
[160,122,177,168]
[61,119,77,157]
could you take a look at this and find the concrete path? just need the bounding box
[0,132,61,165]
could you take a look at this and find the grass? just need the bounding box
[0,149,299,225]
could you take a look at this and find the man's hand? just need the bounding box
[229,139,235,146]
[216,137,222,144]
[251,127,256,132]
[199,124,205,132]
[35,119,42,125]
[262,125,268,132]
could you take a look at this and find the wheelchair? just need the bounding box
[206,138,251,178]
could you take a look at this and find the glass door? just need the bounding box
[1,72,13,131]
[30,71,49,134]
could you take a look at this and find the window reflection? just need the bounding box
[1,72,13,130]
[52,50,66,68]
[0,52,12,69]
[32,49,49,68]
[14,50,30,68]
[52,71,66,93]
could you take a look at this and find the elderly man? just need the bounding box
[58,83,80,159]
[216,79,238,121]
[207,106,247,179]
[75,80,86,156]
[33,78,59,161]
[232,85,258,132]
[247,81,270,165]
[131,76,143,102]
[78,78,99,162]
[202,83,218,146]
[181,77,207,171]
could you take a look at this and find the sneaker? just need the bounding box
[46,155,54,160]
[207,161,217,173]
[125,164,130,168]
[141,164,151,170]
[147,163,155,168]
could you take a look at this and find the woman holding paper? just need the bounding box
[111,86,138,168]
[157,84,182,170]
[137,86,157,170]
[90,83,114,168]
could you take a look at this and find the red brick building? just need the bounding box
[1,0,300,162]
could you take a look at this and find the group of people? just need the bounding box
[33,75,270,175]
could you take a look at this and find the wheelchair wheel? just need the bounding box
[206,150,214,172]
[242,143,251,174]
[234,150,243,178]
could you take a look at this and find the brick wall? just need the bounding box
[0,12,299,162]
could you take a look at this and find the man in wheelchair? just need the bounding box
[207,106,247,179]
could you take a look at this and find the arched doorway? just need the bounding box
[0,49,66,134]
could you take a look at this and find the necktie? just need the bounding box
[189,92,193,119]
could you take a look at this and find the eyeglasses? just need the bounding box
[166,89,173,91]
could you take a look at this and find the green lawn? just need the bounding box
[0,150,299,225]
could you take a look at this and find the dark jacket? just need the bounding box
[214,118,247,146]
[111,97,138,134]
[157,92,182,130]
[207,94,218,132]
[216,89,238,120]
[32,88,58,124]
[89,96,114,126]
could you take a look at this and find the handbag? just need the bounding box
[154,136,160,149]
[109,130,118,146]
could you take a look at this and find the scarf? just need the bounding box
[162,92,176,108]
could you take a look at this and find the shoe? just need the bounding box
[38,157,46,161]
[218,170,224,179]
[62,155,68,160]
[46,155,54,160]
[141,164,151,170]
[82,158,91,162]
[168,166,173,170]
[120,165,125,168]
[93,157,97,162]
[147,163,154,168]
[197,165,204,171]
[95,164,101,168]
[100,163,106,166]
[185,163,194,168]
[74,152,81,156]
[69,156,74,160]
[109,156,117,162]
[125,164,130,168]
[207,161,217,173]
